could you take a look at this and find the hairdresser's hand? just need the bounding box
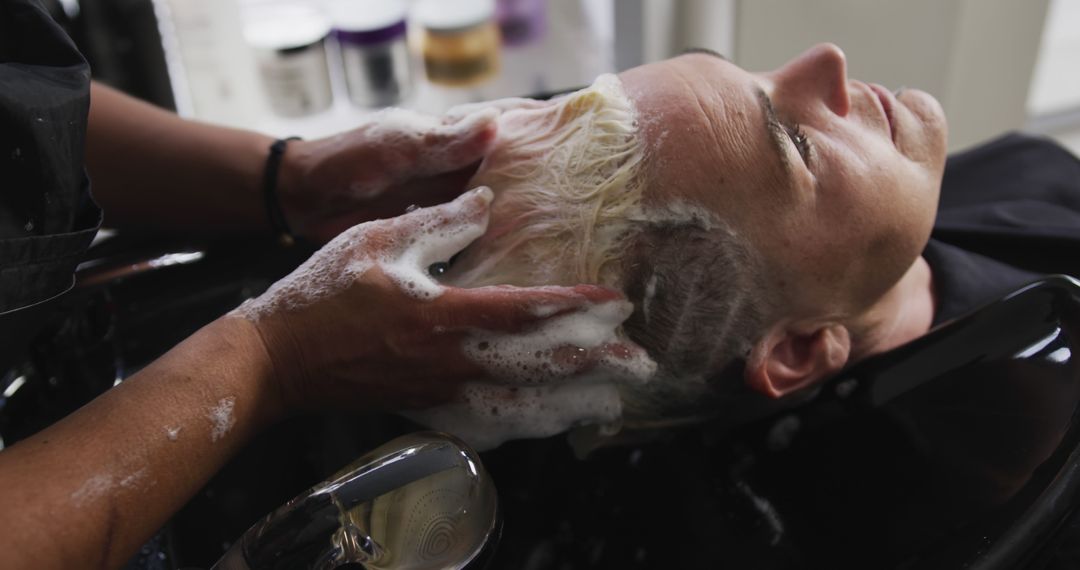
[232,187,654,415]
[444,96,549,121]
[278,108,499,242]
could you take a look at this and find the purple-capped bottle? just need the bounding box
[328,0,411,108]
[496,0,548,47]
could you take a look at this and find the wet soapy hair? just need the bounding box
[445,74,645,288]
[446,74,772,428]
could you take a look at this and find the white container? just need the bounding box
[244,4,333,118]
[158,0,265,127]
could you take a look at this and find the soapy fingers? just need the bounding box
[278,106,497,241]
[383,186,493,265]
[432,284,622,330]
[338,107,498,194]
[409,107,500,177]
[433,285,654,385]
[458,298,656,388]
[445,97,551,122]
[406,382,625,451]
[235,186,652,415]
[388,192,656,387]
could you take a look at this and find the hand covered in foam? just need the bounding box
[232,188,654,416]
[403,77,662,450]
[408,296,658,450]
[444,97,551,121]
[278,107,498,242]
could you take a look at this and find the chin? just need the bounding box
[898,88,948,167]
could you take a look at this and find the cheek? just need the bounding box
[898,89,949,168]
[791,156,933,307]
[761,125,943,311]
[844,163,937,303]
[821,136,935,241]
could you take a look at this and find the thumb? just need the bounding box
[433,284,624,331]
[453,294,658,387]
[388,186,494,269]
[445,97,549,121]
[412,107,499,177]
[372,187,494,298]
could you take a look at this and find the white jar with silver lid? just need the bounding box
[244,4,334,118]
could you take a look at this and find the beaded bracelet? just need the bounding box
[263,136,301,245]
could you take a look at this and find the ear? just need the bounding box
[745,322,851,398]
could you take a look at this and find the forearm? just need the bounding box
[86,82,275,235]
[0,316,283,570]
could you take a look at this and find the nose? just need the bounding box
[772,43,850,117]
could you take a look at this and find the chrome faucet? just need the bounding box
[212,432,499,570]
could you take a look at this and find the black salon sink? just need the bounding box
[4,232,1080,570]
[480,276,1080,570]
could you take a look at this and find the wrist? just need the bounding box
[209,315,295,426]
[276,138,315,235]
[239,132,278,230]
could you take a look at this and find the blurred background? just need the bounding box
[41,0,1080,153]
[9,3,1080,566]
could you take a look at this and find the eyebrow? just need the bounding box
[683,48,794,181]
[755,86,793,180]
[680,47,730,61]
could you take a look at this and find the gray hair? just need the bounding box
[616,217,773,426]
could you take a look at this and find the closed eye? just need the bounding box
[782,122,812,166]
[759,87,813,171]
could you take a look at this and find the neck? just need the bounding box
[848,256,936,361]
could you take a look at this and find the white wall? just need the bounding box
[615,0,736,68]
[942,0,1051,150]
[1027,0,1080,116]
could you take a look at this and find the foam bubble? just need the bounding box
[379,188,491,301]
[119,468,147,489]
[463,299,655,386]
[233,188,493,321]
[634,199,723,230]
[406,381,624,451]
[410,297,656,450]
[320,107,498,200]
[71,473,114,506]
[528,303,561,318]
[232,227,376,320]
[207,397,236,442]
[642,272,658,324]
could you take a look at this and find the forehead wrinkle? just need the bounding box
[636,57,791,222]
[686,55,790,187]
[671,70,725,156]
[673,54,793,192]
[670,64,762,190]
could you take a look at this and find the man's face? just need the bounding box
[620,44,948,318]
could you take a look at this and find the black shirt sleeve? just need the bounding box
[0,0,101,316]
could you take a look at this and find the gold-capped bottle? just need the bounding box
[412,0,501,87]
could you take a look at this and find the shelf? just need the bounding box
[154,0,615,139]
